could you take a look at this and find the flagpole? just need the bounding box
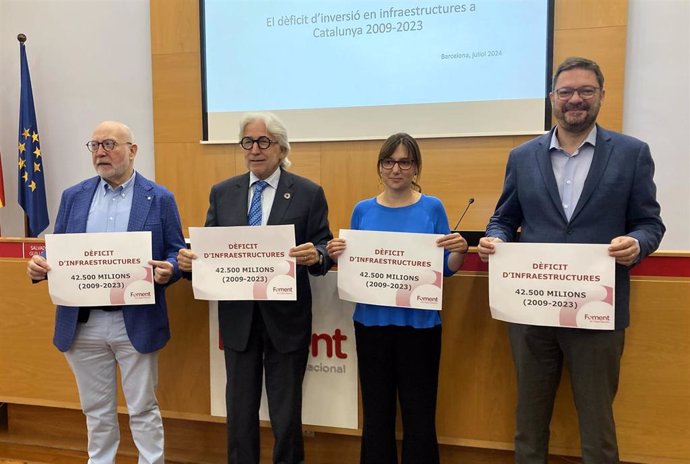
[17,32,50,238]
[18,33,28,238]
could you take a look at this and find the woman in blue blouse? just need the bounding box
[326,133,468,464]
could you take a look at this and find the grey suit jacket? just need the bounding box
[486,125,665,329]
[205,169,333,353]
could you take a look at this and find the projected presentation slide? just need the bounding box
[202,0,551,141]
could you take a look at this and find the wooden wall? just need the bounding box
[4,1,690,463]
[1,252,689,462]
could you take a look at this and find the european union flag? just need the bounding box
[17,40,49,237]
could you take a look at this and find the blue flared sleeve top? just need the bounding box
[350,194,454,328]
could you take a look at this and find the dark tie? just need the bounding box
[248,180,269,226]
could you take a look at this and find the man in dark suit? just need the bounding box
[178,112,333,464]
[478,57,665,463]
[27,121,185,464]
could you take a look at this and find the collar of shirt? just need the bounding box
[98,171,136,197]
[550,125,598,155]
[249,168,281,191]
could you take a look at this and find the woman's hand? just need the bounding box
[326,238,347,261]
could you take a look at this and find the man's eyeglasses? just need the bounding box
[380,158,414,170]
[85,139,132,153]
[239,136,278,150]
[554,86,600,101]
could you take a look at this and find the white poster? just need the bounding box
[45,232,154,306]
[489,242,616,330]
[189,225,296,301]
[337,229,445,310]
[209,272,358,429]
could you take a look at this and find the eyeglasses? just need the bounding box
[86,139,132,153]
[554,86,600,101]
[239,136,278,150]
[380,158,414,170]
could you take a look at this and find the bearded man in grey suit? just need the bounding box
[478,57,665,463]
[178,112,333,464]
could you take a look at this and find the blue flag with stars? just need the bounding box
[17,41,49,237]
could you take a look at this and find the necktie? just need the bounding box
[248,180,269,226]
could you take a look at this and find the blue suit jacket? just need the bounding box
[52,173,185,353]
[486,126,665,329]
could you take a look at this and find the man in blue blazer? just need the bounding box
[27,121,185,464]
[478,58,665,463]
[178,113,333,464]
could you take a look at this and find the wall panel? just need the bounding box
[151,52,203,144]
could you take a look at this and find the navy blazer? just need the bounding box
[205,169,333,353]
[486,126,665,329]
[52,173,185,353]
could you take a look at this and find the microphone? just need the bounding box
[453,197,475,231]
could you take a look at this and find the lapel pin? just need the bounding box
[147,196,152,201]
[284,193,291,200]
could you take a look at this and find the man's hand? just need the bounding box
[177,248,197,273]
[609,236,640,266]
[477,237,503,263]
[289,242,320,266]
[27,254,51,281]
[149,259,174,285]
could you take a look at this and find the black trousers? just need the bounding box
[508,323,625,464]
[224,307,308,464]
[355,322,442,464]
